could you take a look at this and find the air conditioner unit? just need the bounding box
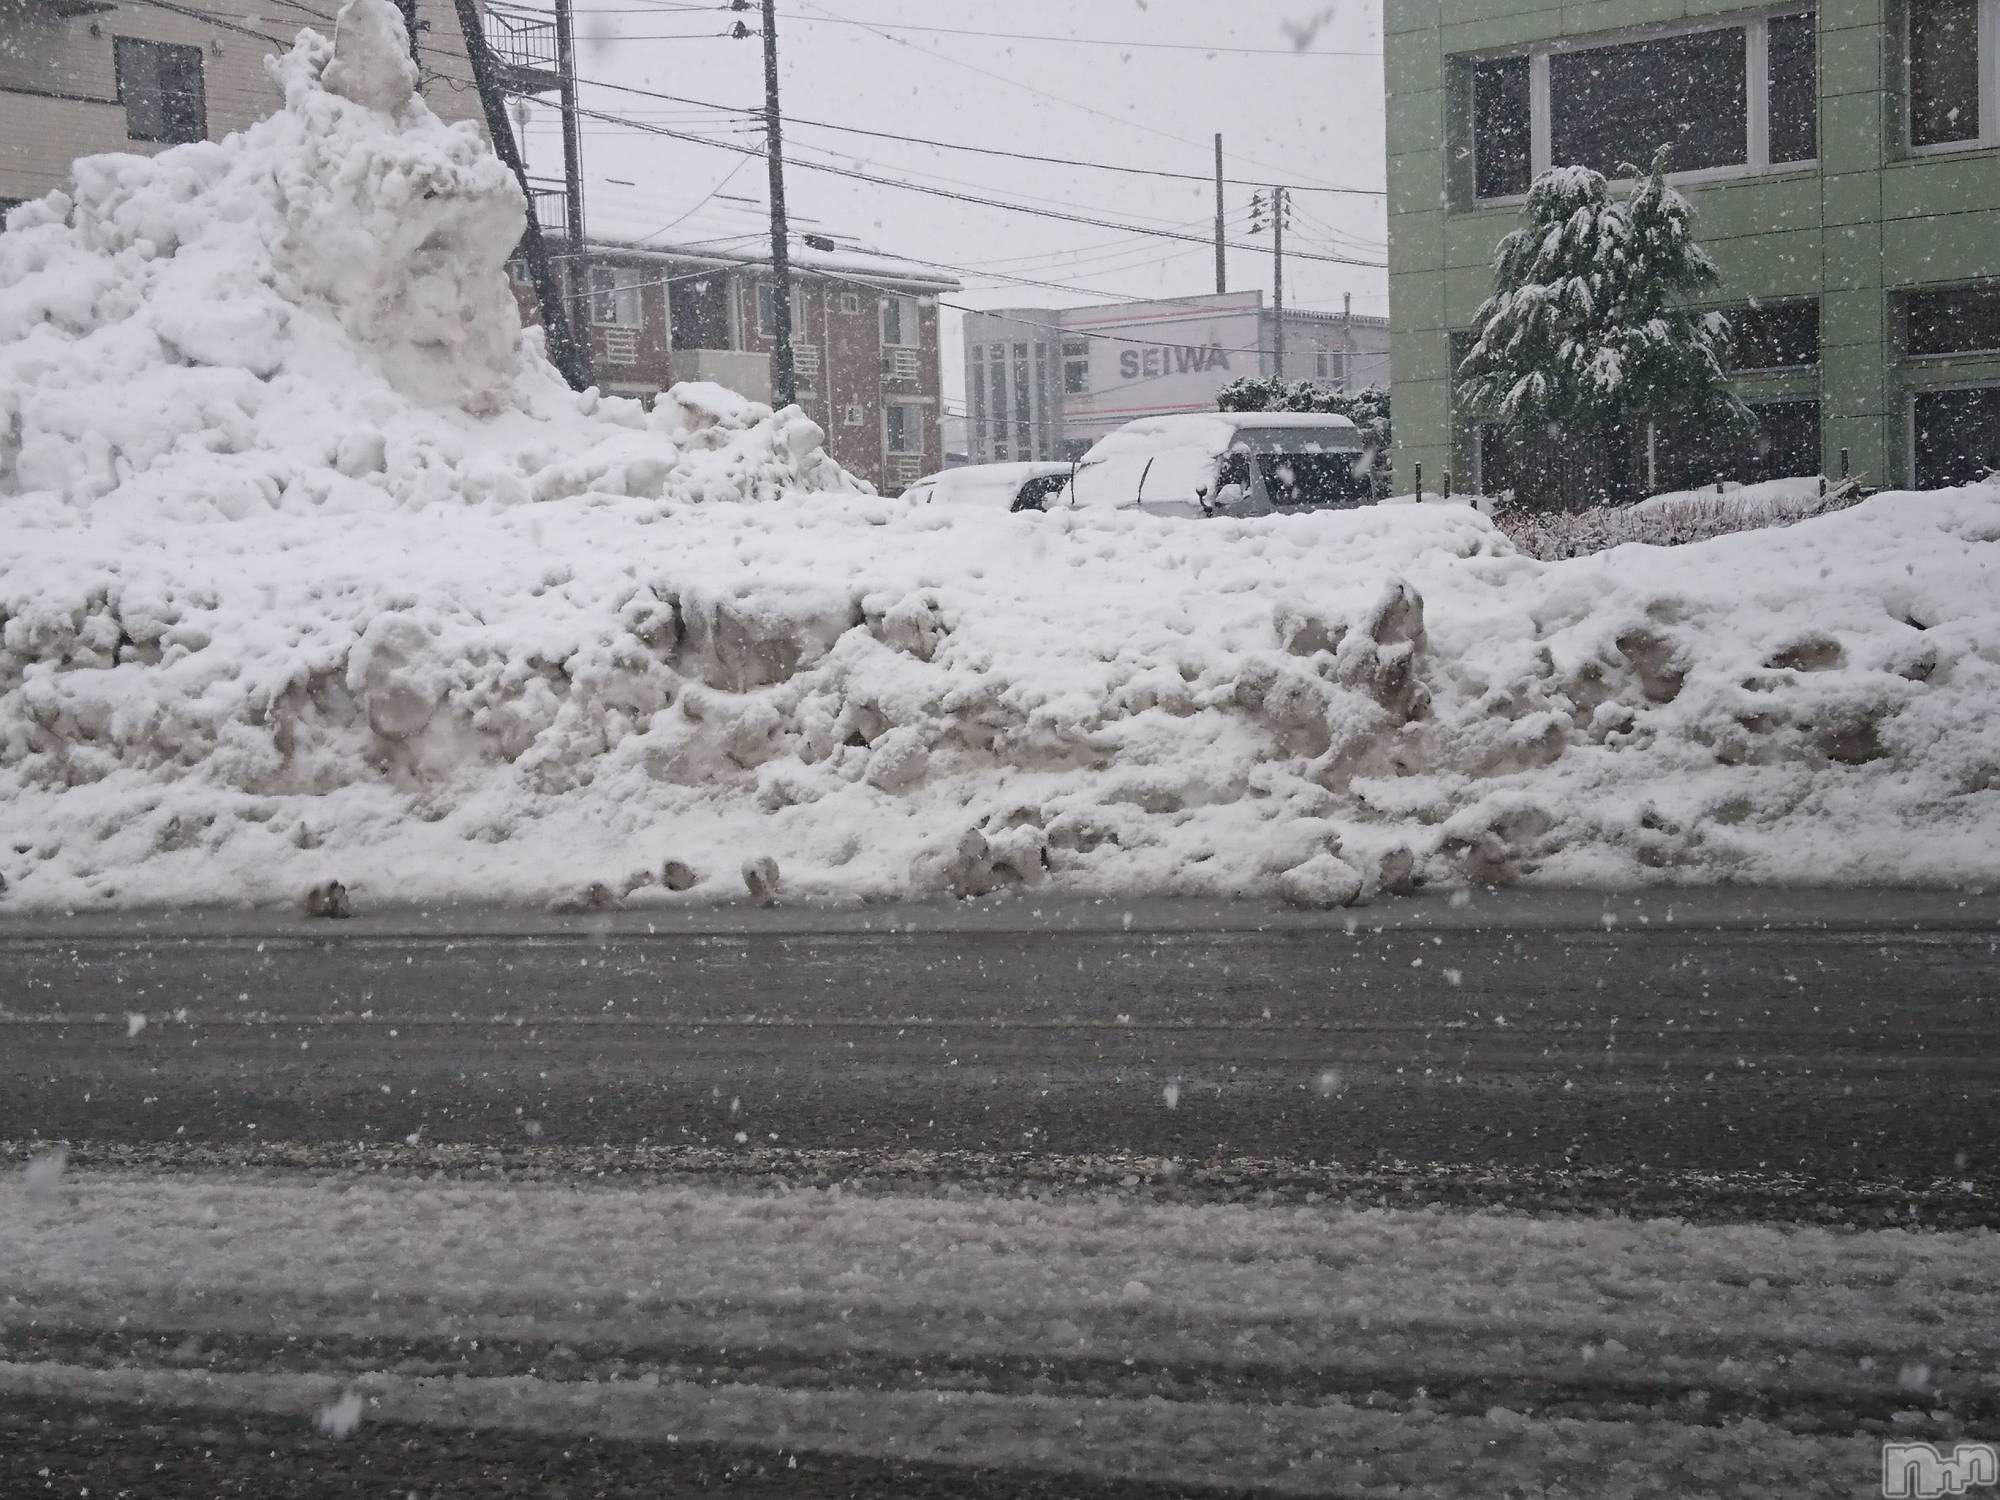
[601,327,638,366]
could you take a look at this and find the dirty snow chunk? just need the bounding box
[315,1390,366,1438]
[1162,1082,1180,1110]
[1278,853,1366,910]
[1316,1069,1344,1097]
[1119,1279,1152,1307]
[22,1148,66,1198]
[125,1013,146,1038]
[303,881,351,919]
[742,856,781,906]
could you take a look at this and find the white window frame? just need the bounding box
[1468,8,1818,207]
[842,403,866,427]
[883,400,925,455]
[838,291,862,315]
[880,294,920,348]
[589,266,643,329]
[1906,0,2000,154]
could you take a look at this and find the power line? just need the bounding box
[563,78,1385,197]
[557,101,1383,268]
[786,0,1364,196]
[626,12,1380,57]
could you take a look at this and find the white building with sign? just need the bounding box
[961,291,1388,463]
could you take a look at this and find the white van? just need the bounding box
[1058,411,1376,518]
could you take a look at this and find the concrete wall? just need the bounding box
[1,0,480,208]
[1385,0,2000,492]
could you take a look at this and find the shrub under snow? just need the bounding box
[1494,479,1867,560]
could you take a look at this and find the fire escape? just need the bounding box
[486,0,590,383]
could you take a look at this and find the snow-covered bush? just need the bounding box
[1495,479,1865,560]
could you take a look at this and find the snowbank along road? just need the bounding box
[5,0,2000,915]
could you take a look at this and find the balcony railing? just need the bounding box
[486,3,562,93]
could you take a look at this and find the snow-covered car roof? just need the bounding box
[1066,412,1366,511]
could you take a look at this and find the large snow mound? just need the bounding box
[3,1,1998,909]
[0,0,861,519]
[4,485,2000,909]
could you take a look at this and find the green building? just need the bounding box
[1386,0,2000,494]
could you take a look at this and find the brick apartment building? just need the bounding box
[519,226,959,494]
[0,0,480,214]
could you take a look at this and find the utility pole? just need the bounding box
[760,0,798,407]
[395,0,421,68]
[1271,186,1288,379]
[1213,133,1225,295]
[553,0,591,382]
[450,0,589,390]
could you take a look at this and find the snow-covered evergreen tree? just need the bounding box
[1456,152,1745,510]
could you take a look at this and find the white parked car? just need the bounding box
[1058,412,1376,518]
[901,461,1075,513]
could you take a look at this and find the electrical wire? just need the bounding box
[554,101,1382,268]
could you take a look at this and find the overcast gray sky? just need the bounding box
[518,0,1390,411]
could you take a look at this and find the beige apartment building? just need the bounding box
[1,0,479,215]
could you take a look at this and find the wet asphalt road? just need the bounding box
[3,890,1996,1220]
[3,891,1998,1497]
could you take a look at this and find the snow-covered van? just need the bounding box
[1058,412,1376,518]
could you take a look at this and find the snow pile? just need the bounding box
[0,0,862,521]
[2,4,1998,909]
[4,482,2000,909]
[1498,477,1866,560]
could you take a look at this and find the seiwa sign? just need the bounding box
[1116,343,1234,379]
[1065,290,1264,439]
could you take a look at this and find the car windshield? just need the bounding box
[9,1,1997,1497]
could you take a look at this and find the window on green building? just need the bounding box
[1913,386,2000,487]
[1550,28,1748,177]
[1909,0,1981,148]
[1471,57,1532,199]
[1767,13,1819,162]
[1905,283,2000,356]
[1465,13,1816,202]
[1727,299,1820,369]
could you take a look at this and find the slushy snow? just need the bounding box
[3,0,1999,911]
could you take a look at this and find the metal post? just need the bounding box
[1271,186,1285,379]
[395,0,421,68]
[1444,471,1452,499]
[449,0,588,390]
[762,0,798,408]
[1415,461,1422,502]
[1213,134,1226,295]
[1840,446,1850,479]
[553,0,591,386]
